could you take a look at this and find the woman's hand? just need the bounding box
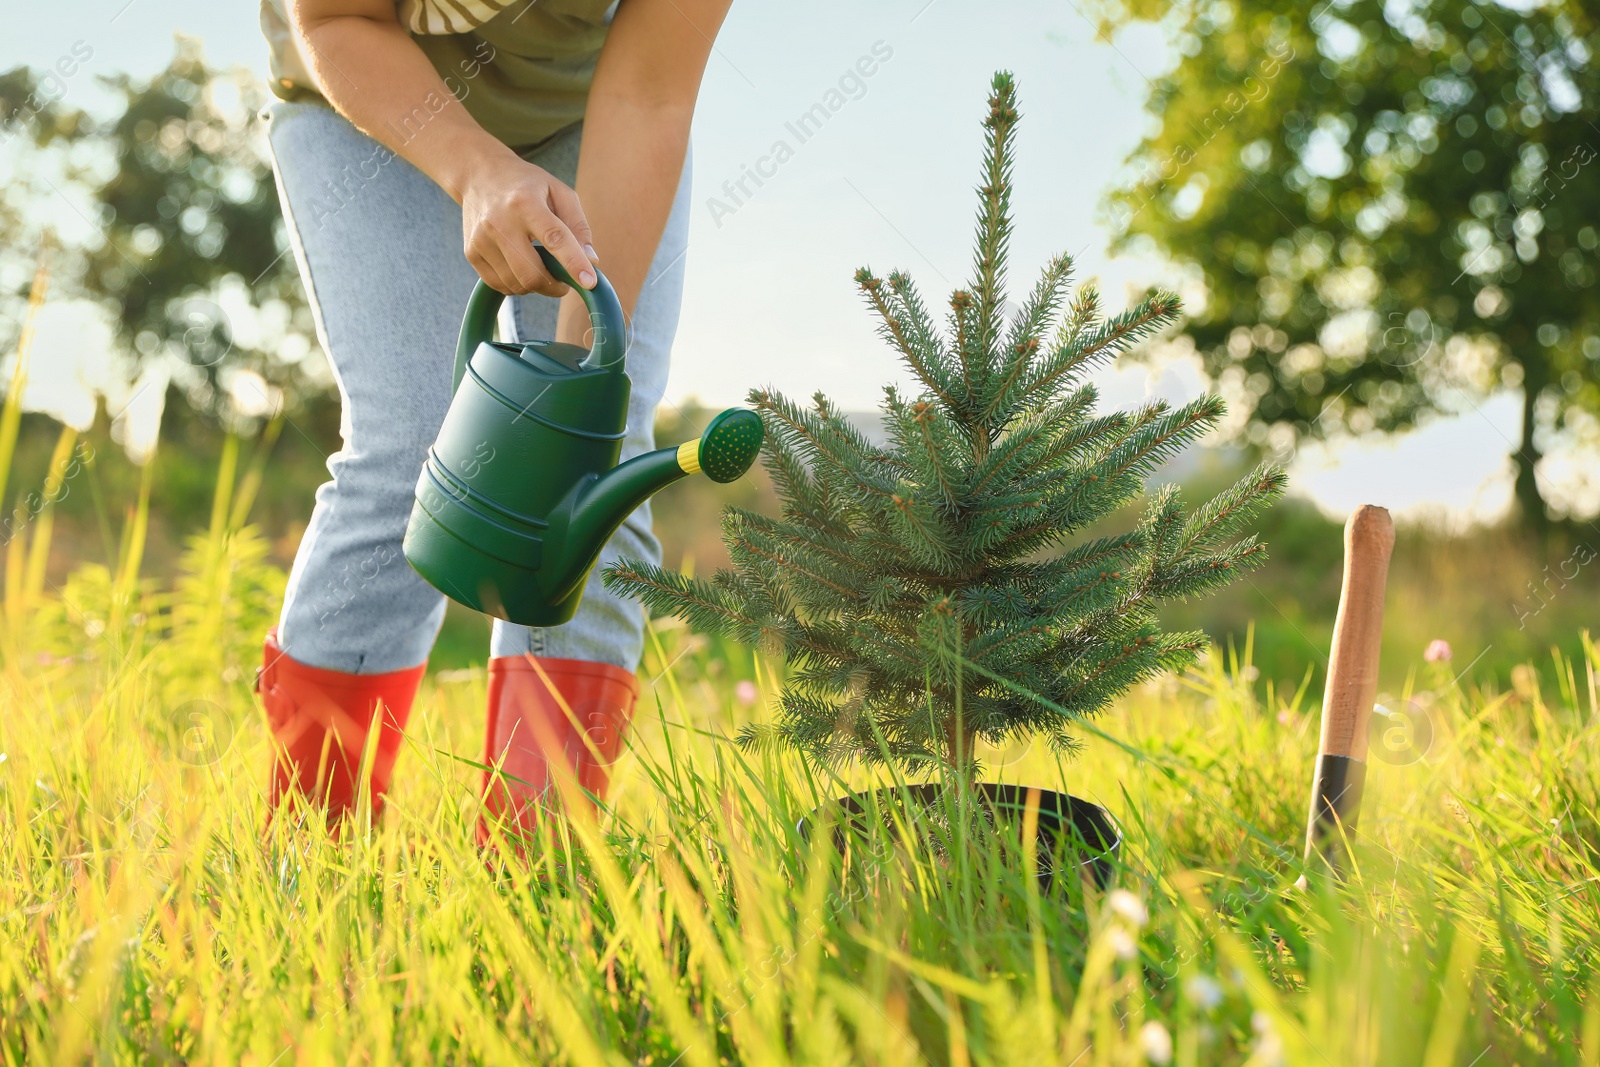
[287,0,729,306]
[287,0,600,298]
[460,152,599,297]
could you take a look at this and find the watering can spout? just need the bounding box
[545,408,765,601]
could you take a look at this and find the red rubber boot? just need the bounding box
[258,632,426,825]
[478,655,639,846]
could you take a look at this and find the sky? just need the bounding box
[3,0,1537,526]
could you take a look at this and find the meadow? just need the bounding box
[7,8,1598,1061]
[2,413,1599,1065]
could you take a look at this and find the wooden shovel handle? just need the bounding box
[1317,504,1394,760]
[1301,504,1394,876]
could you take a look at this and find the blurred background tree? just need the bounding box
[1,37,321,429]
[0,64,94,342]
[1098,0,1599,534]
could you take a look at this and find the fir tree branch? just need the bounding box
[1055,282,1102,352]
[887,270,953,380]
[1148,540,1271,600]
[953,583,1033,628]
[856,269,963,412]
[733,722,784,754]
[1034,563,1133,621]
[990,466,1144,554]
[914,595,965,688]
[845,620,944,689]
[884,389,966,510]
[966,394,1114,501]
[1043,530,1149,578]
[1054,630,1159,707]
[759,425,845,534]
[734,508,875,578]
[948,289,981,414]
[1026,407,1128,480]
[1094,395,1225,485]
[729,519,863,608]
[1139,484,1186,567]
[965,71,1020,410]
[1051,627,1205,717]
[1177,462,1287,554]
[749,389,904,516]
[1073,291,1181,364]
[964,618,1050,666]
[602,562,764,642]
[1024,290,1181,403]
[982,252,1074,424]
[884,489,962,571]
[963,424,1046,500]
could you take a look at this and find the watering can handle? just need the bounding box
[452,243,627,392]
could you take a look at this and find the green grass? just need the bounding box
[3,289,1599,1063]
[3,479,1600,1064]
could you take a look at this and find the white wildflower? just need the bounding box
[1140,1021,1173,1065]
[1252,1010,1285,1066]
[1108,926,1138,960]
[1108,888,1148,927]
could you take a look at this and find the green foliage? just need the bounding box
[86,41,316,419]
[1101,0,1600,528]
[0,66,93,341]
[1,40,318,422]
[0,65,92,147]
[607,74,1286,772]
[2,400,1598,1065]
[5,510,1600,1063]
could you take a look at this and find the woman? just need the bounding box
[257,0,732,837]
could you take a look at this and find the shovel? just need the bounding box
[1297,503,1394,883]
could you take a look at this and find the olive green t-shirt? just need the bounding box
[261,0,614,153]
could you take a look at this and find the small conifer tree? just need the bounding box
[606,73,1286,776]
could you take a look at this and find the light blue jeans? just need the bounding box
[264,101,690,674]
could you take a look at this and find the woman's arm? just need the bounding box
[287,0,598,297]
[555,0,734,343]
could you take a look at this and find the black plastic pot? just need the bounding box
[799,782,1120,891]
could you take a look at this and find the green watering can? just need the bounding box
[403,246,763,626]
